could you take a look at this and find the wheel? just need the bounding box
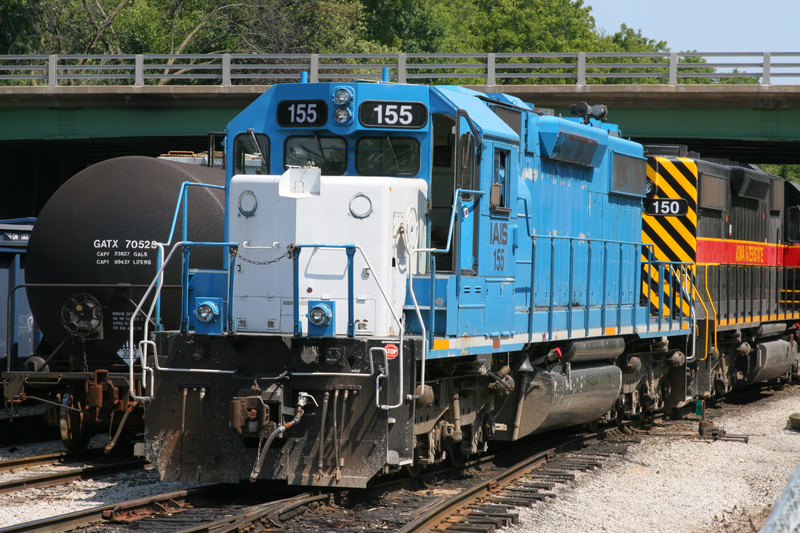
[59,391,92,452]
[448,442,466,467]
[405,460,423,478]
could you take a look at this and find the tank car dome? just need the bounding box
[26,156,225,368]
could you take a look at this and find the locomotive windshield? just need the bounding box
[284,135,346,174]
[233,132,269,175]
[355,136,420,176]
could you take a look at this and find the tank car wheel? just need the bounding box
[59,392,92,452]
[405,460,423,478]
[448,442,466,467]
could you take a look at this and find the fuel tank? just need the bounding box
[747,339,797,383]
[516,364,622,436]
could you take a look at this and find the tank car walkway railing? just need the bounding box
[1,52,798,87]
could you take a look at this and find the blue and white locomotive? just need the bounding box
[137,80,696,488]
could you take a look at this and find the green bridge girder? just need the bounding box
[0,106,240,140]
[3,102,798,145]
[1,84,799,218]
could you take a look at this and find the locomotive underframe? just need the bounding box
[143,328,713,488]
[145,332,417,488]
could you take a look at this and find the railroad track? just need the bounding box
[398,427,639,532]
[0,452,68,473]
[0,411,739,532]
[0,484,322,533]
[0,489,201,533]
[0,458,145,495]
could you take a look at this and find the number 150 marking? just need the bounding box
[645,198,688,216]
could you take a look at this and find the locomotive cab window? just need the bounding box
[491,149,511,214]
[284,135,347,175]
[233,132,269,175]
[355,137,420,176]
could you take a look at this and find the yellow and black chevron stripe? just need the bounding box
[641,156,698,317]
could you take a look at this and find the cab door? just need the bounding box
[456,113,479,276]
[454,113,484,335]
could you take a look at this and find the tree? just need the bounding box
[361,0,444,53]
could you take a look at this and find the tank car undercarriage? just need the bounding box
[2,342,143,452]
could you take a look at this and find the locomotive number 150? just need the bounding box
[645,198,688,216]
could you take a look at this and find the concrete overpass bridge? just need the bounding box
[1,52,799,217]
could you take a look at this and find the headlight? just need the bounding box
[308,303,332,326]
[645,179,656,197]
[334,107,352,124]
[196,301,219,323]
[334,88,352,105]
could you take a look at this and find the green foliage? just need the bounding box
[0,0,768,87]
[0,0,44,54]
[760,164,800,184]
[361,0,444,53]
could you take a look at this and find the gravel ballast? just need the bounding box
[509,386,800,533]
[0,434,195,529]
[0,387,798,530]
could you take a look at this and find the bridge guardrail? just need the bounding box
[0,52,798,87]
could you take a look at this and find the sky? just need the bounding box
[583,0,798,53]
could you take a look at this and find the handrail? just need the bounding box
[290,242,407,410]
[128,240,237,402]
[703,264,719,356]
[525,231,692,337]
[1,52,798,87]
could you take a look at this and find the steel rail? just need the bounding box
[396,449,552,532]
[173,492,330,533]
[0,489,199,533]
[0,459,145,495]
[396,423,640,533]
[0,452,67,473]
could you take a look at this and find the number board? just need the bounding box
[358,101,427,129]
[645,198,689,216]
[277,100,328,127]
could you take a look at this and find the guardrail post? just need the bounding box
[134,54,144,86]
[668,52,677,85]
[397,53,406,83]
[576,52,586,86]
[48,54,58,86]
[310,54,319,83]
[762,52,771,86]
[487,53,496,85]
[222,54,231,86]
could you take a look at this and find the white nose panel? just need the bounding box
[228,168,427,337]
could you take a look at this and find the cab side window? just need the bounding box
[491,148,511,214]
